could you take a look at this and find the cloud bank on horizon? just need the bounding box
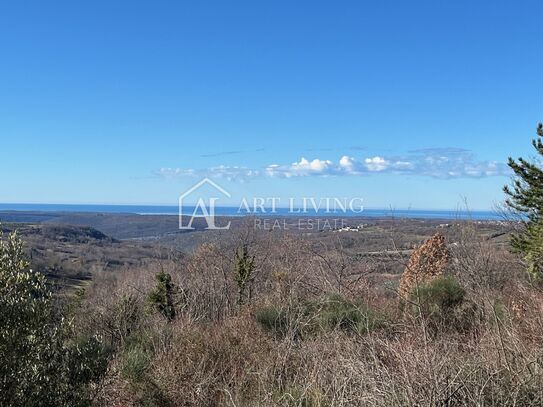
[158,147,510,181]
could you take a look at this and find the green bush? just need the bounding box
[255,306,291,338]
[120,328,157,381]
[410,276,474,333]
[0,230,108,407]
[147,271,177,321]
[121,343,152,382]
[415,276,465,310]
[317,294,385,334]
[65,335,110,390]
[234,243,255,306]
[256,294,386,339]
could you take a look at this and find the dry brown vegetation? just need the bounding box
[398,233,451,299]
[60,220,543,407]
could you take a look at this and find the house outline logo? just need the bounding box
[178,177,231,230]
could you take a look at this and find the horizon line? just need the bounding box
[0,201,500,213]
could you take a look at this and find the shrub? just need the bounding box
[409,276,475,333]
[147,271,177,321]
[121,343,152,382]
[0,230,108,406]
[119,323,161,381]
[65,335,110,389]
[255,305,291,338]
[119,330,172,406]
[256,294,386,339]
[234,243,255,305]
[317,294,385,334]
[415,276,465,310]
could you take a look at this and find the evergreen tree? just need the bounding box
[234,244,255,305]
[504,123,543,276]
[147,271,177,321]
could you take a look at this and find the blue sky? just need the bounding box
[1,0,541,209]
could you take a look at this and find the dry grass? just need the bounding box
[73,226,543,406]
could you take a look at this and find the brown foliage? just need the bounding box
[398,233,451,299]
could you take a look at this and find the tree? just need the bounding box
[147,271,177,322]
[233,243,255,305]
[0,229,108,406]
[504,123,543,276]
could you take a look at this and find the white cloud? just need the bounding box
[158,166,258,181]
[264,157,335,178]
[339,155,353,168]
[364,156,388,172]
[394,161,414,170]
[291,157,333,174]
[158,168,197,178]
[339,155,357,173]
[157,148,510,181]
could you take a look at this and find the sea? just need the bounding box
[0,203,503,221]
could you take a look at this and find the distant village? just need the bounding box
[333,220,510,233]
